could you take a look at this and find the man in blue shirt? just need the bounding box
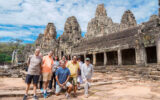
[55,60,73,98]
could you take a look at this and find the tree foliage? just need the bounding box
[0,39,24,64]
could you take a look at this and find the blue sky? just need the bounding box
[0,0,159,43]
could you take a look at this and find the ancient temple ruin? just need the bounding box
[29,1,160,68]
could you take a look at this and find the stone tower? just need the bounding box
[85,4,120,38]
[58,16,81,57]
[95,4,107,17]
[44,23,57,40]
[60,16,81,44]
[120,10,137,31]
[35,23,58,53]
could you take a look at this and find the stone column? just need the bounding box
[93,53,96,66]
[136,47,146,65]
[118,49,122,66]
[104,52,107,65]
[157,39,160,64]
[84,53,86,62]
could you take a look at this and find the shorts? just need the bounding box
[77,75,83,84]
[55,82,71,94]
[25,74,39,84]
[69,77,77,86]
[42,73,52,82]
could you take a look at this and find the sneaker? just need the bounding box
[48,89,52,93]
[65,93,70,99]
[23,95,27,100]
[47,91,50,95]
[78,86,81,90]
[43,92,47,98]
[40,88,44,93]
[85,94,89,98]
[33,95,38,100]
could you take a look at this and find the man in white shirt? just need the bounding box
[81,58,94,98]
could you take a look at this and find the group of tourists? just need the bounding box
[23,49,94,100]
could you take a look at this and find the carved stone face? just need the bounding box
[95,4,107,17]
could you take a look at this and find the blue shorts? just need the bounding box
[25,74,39,84]
[55,82,71,94]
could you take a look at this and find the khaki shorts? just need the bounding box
[42,73,52,82]
[55,82,71,94]
[69,77,77,86]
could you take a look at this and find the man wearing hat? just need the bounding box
[81,58,94,98]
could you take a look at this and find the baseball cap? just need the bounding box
[85,58,90,61]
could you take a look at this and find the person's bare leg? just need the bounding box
[46,81,49,89]
[25,84,30,95]
[65,85,72,98]
[74,85,77,95]
[43,81,47,92]
[67,85,73,93]
[78,82,80,89]
[43,81,49,93]
[33,84,37,96]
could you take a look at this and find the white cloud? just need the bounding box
[0,30,31,38]
[0,0,158,42]
[22,38,35,42]
[132,0,158,22]
[106,0,158,23]
[0,0,22,10]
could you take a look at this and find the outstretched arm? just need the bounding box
[27,56,31,67]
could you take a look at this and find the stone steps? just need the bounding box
[95,65,160,81]
[148,75,160,80]
[149,71,160,76]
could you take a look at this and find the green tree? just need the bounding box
[0,38,24,64]
[0,53,5,63]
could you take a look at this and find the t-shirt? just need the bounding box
[42,56,54,73]
[27,55,42,75]
[55,67,70,85]
[66,61,79,77]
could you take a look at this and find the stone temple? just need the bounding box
[23,2,160,73]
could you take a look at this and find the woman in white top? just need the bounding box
[48,56,59,90]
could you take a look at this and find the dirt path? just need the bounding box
[1,72,160,100]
